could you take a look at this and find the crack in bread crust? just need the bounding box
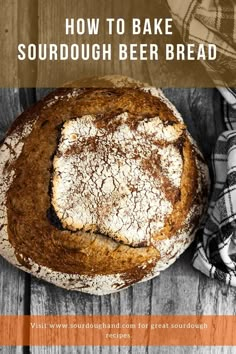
[51,113,184,247]
[0,78,209,295]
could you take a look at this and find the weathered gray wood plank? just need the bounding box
[28,346,235,354]
[162,88,225,163]
[148,348,234,354]
[0,88,34,354]
[0,89,21,140]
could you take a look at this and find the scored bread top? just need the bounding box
[52,112,184,247]
[0,78,209,295]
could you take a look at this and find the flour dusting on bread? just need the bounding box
[52,112,185,247]
[0,76,209,295]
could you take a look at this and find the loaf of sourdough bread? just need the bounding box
[0,76,208,295]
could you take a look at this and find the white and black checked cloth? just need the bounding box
[192,90,236,285]
[167,0,236,285]
[167,0,236,88]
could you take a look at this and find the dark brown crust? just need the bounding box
[3,87,204,280]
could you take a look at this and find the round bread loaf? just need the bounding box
[0,76,209,295]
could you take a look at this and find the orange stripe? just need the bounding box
[0,315,236,346]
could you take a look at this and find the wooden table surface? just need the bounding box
[1,86,235,354]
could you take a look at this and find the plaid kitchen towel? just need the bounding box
[167,0,236,285]
[192,95,236,286]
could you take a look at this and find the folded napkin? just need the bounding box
[167,0,236,285]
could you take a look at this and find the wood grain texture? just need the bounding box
[0,1,18,87]
[0,0,38,87]
[0,88,32,354]
[28,345,236,353]
[17,0,38,87]
[28,347,236,354]
[162,88,225,164]
[0,89,22,140]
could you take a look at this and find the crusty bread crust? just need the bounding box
[0,76,209,295]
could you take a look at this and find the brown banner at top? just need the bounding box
[1,0,235,87]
